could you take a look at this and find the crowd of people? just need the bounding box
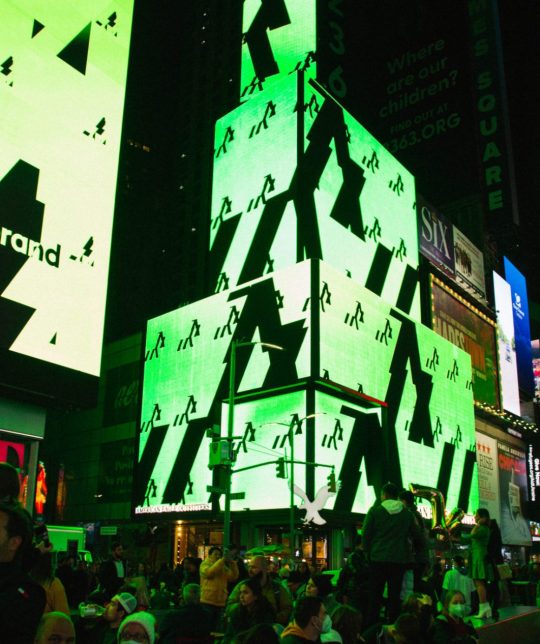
[0,463,528,643]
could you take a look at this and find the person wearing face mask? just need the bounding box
[430,590,478,643]
[281,596,334,643]
[441,556,476,615]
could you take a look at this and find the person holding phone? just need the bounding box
[200,546,239,631]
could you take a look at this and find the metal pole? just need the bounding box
[223,339,236,552]
[289,420,295,556]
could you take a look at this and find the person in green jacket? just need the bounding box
[461,508,492,619]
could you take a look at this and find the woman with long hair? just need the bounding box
[30,551,70,615]
[224,577,276,641]
[430,590,478,643]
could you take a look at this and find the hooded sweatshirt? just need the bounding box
[362,499,422,564]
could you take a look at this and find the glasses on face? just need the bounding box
[119,632,148,642]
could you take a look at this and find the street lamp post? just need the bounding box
[223,339,283,552]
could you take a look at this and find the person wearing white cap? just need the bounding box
[98,592,137,644]
[117,611,156,644]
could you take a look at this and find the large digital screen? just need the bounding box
[453,227,486,302]
[476,433,500,523]
[431,277,499,407]
[136,262,312,513]
[136,259,477,515]
[211,72,420,320]
[240,0,316,101]
[504,257,535,398]
[318,262,477,514]
[493,272,520,415]
[497,440,531,546]
[0,1,134,401]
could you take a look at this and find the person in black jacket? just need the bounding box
[99,541,127,600]
[362,483,423,626]
[224,577,276,641]
[486,518,504,620]
[0,501,46,643]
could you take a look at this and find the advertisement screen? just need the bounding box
[136,262,312,513]
[527,439,540,506]
[0,2,134,401]
[493,272,520,415]
[431,278,499,407]
[533,339,540,400]
[240,0,316,100]
[497,441,531,546]
[476,433,500,523]
[504,258,535,398]
[211,72,420,321]
[136,259,478,516]
[319,262,478,514]
[417,197,455,275]
[453,228,486,302]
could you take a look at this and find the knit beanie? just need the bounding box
[117,611,156,644]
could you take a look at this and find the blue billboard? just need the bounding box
[504,257,534,398]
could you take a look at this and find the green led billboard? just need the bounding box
[240,0,316,101]
[136,259,477,515]
[0,1,133,385]
[318,262,478,513]
[137,262,312,510]
[211,72,420,320]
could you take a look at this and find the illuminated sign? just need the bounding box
[476,432,500,523]
[504,257,534,397]
[240,0,316,101]
[497,440,531,546]
[453,227,486,302]
[431,277,499,407]
[533,339,540,400]
[0,2,134,398]
[211,72,420,320]
[418,198,455,275]
[527,441,540,504]
[136,260,477,516]
[493,272,520,415]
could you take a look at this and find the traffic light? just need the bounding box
[276,457,286,479]
[327,470,336,493]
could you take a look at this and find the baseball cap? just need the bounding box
[114,592,137,615]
